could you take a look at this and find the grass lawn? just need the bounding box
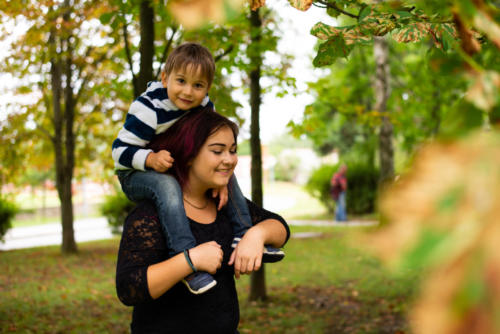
[0,225,419,333]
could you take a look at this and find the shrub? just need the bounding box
[274,154,301,182]
[0,197,18,241]
[99,191,135,235]
[305,162,379,215]
[345,163,379,214]
[305,164,337,213]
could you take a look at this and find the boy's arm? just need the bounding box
[112,99,159,171]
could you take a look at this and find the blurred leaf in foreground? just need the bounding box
[168,0,245,29]
[371,129,500,334]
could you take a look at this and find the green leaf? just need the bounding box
[437,186,464,212]
[313,36,353,67]
[440,101,485,139]
[402,229,449,269]
[326,6,342,18]
[396,11,413,19]
[99,12,114,25]
[358,5,372,22]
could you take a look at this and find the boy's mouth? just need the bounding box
[179,98,192,104]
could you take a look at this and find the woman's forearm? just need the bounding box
[250,219,288,248]
[147,253,193,299]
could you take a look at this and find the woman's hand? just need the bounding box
[228,227,265,279]
[189,241,223,274]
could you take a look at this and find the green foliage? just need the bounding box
[274,154,300,182]
[313,35,354,67]
[289,45,378,161]
[305,164,337,213]
[305,162,379,215]
[345,162,380,214]
[99,191,134,235]
[0,197,18,241]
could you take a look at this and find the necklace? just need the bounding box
[183,196,209,210]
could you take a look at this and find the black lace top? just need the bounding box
[116,199,290,334]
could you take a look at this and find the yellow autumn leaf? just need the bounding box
[466,71,500,111]
[249,0,266,11]
[288,0,313,11]
[368,129,500,334]
[168,0,245,29]
[472,7,500,49]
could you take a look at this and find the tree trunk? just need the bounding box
[136,0,155,96]
[51,58,77,254]
[49,3,78,254]
[248,8,266,302]
[373,35,394,184]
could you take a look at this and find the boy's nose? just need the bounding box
[182,86,193,96]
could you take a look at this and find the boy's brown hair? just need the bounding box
[162,42,215,87]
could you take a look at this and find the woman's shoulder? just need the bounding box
[127,200,159,221]
[122,201,165,248]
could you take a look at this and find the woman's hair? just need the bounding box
[162,42,215,88]
[147,106,239,188]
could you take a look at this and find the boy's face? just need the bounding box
[161,64,210,110]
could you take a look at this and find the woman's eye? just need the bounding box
[212,151,222,155]
[230,149,237,154]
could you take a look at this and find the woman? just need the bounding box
[115,107,289,333]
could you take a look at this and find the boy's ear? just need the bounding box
[161,71,168,88]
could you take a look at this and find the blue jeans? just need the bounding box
[335,191,347,222]
[117,170,251,256]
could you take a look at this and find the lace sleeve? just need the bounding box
[115,202,166,306]
[246,199,290,245]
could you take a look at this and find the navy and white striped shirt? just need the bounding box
[112,81,213,170]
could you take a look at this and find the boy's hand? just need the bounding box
[212,186,228,211]
[228,227,264,279]
[146,150,174,172]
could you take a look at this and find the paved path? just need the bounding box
[0,218,112,251]
[0,218,377,251]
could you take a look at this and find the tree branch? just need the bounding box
[155,25,179,79]
[214,44,234,62]
[315,0,359,19]
[121,16,137,89]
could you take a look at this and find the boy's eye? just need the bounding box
[176,78,185,84]
[194,83,205,88]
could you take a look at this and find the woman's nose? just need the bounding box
[222,153,237,165]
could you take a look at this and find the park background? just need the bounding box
[1,0,499,333]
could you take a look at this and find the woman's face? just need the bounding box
[188,126,238,190]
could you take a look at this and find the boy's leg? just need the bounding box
[119,170,196,255]
[227,175,284,263]
[226,175,252,238]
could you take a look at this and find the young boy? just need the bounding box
[112,42,284,295]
